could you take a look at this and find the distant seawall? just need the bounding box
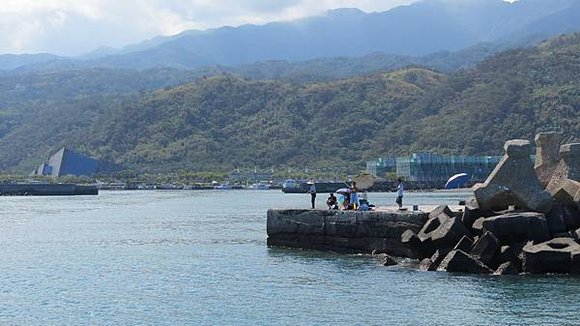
[267,209,429,256]
[0,184,98,196]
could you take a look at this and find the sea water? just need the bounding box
[0,190,579,325]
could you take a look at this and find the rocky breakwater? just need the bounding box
[403,135,580,275]
[267,209,436,256]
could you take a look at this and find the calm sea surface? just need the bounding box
[0,190,579,325]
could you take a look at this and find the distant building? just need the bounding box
[35,148,121,177]
[366,153,503,183]
[365,157,396,177]
[395,153,502,183]
[36,163,53,176]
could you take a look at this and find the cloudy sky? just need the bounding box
[0,0,423,56]
[0,0,519,56]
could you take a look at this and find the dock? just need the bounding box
[267,207,459,256]
[0,184,98,196]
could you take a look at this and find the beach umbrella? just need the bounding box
[335,188,352,194]
[445,173,470,189]
[354,174,375,190]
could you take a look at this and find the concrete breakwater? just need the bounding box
[403,136,580,275]
[267,134,580,275]
[267,208,453,256]
[0,183,98,196]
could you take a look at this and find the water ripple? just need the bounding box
[0,190,578,325]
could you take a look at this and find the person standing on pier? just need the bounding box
[395,178,404,209]
[308,182,317,209]
[350,181,359,210]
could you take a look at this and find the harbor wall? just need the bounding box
[0,184,98,196]
[267,209,429,256]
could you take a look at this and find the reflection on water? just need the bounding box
[0,190,578,325]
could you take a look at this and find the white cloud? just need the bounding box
[0,0,517,56]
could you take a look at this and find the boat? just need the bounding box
[281,179,347,193]
[155,183,182,190]
[214,184,233,190]
[249,182,271,190]
[213,183,244,190]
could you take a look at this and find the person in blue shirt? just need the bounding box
[308,182,316,209]
[350,181,359,210]
[358,202,369,211]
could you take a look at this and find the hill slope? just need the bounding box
[0,53,63,70]
[0,34,578,173]
[394,33,580,153]
[0,68,446,172]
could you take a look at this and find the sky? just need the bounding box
[0,0,517,56]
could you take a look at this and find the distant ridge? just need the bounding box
[1,0,579,71]
[0,53,64,70]
[74,0,580,69]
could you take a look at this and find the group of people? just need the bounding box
[309,179,405,210]
[325,181,370,211]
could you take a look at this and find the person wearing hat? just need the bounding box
[308,182,317,209]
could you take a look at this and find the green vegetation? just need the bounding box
[0,34,578,175]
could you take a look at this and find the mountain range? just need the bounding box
[1,0,580,72]
[0,1,578,174]
[0,33,577,174]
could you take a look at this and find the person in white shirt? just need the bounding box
[395,178,404,209]
[308,183,317,209]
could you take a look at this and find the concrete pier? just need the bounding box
[0,184,98,196]
[267,208,432,256]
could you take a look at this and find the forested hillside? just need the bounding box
[0,68,200,103]
[393,33,580,154]
[0,34,578,174]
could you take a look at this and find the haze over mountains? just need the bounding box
[2,0,580,72]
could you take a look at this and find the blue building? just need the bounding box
[366,153,502,183]
[36,148,121,177]
[395,153,502,183]
[365,157,397,177]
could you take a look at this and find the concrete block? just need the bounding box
[494,262,519,275]
[547,143,580,200]
[534,132,562,188]
[552,179,580,209]
[473,139,553,213]
[437,250,493,274]
[429,205,453,219]
[453,235,474,253]
[470,231,500,266]
[522,237,580,274]
[481,212,550,245]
